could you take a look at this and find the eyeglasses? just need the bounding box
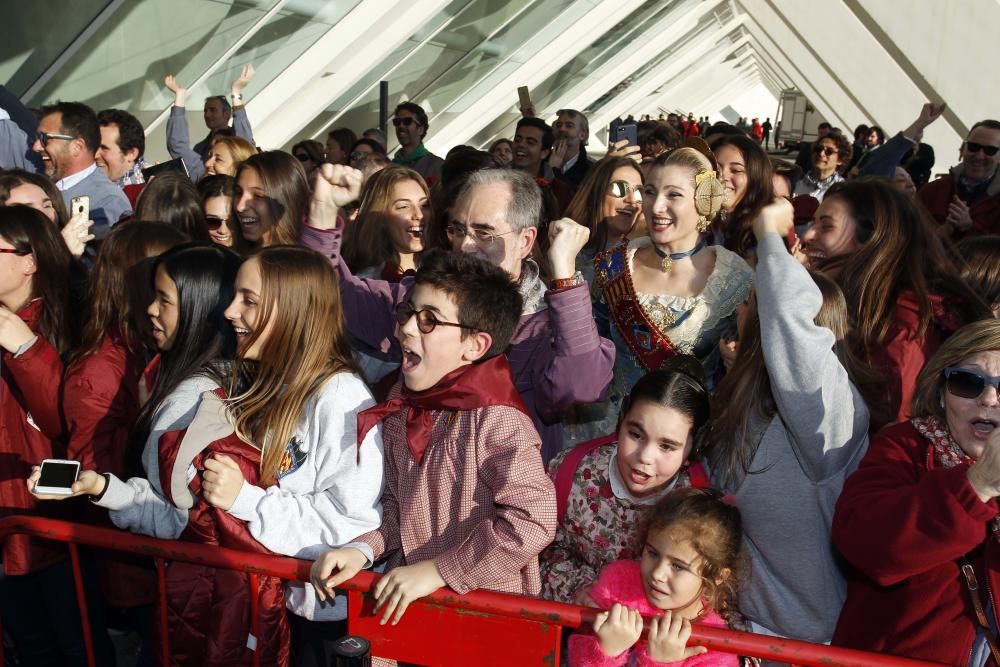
[944,367,1000,400]
[394,303,480,334]
[392,117,417,128]
[350,150,370,162]
[205,215,227,231]
[445,223,517,247]
[608,180,643,199]
[37,132,75,146]
[813,145,838,157]
[293,153,312,163]
[965,142,1000,157]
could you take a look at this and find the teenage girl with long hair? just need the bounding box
[705,198,876,645]
[234,150,310,250]
[711,134,774,261]
[0,205,114,665]
[341,165,430,281]
[800,176,991,422]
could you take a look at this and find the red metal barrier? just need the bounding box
[0,516,944,667]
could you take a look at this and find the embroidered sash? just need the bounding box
[594,243,678,372]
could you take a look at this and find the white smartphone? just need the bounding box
[35,459,81,496]
[70,195,90,221]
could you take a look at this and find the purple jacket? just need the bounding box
[300,224,615,462]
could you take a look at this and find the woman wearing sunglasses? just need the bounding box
[197,174,239,247]
[832,318,1000,666]
[793,130,852,202]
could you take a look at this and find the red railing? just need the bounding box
[0,516,944,667]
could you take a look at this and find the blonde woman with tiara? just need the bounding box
[594,144,753,426]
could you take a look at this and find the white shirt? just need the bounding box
[55,163,97,191]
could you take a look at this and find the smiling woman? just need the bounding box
[233,150,309,250]
[341,166,430,281]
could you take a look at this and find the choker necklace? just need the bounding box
[653,240,706,272]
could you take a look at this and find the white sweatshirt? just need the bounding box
[98,371,384,621]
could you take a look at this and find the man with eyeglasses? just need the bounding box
[918,119,1000,239]
[31,102,131,237]
[390,102,443,183]
[303,164,615,464]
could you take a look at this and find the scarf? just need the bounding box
[393,143,432,166]
[356,355,529,465]
[912,415,972,469]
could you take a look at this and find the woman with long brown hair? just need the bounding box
[205,245,384,666]
[800,176,991,422]
[564,156,645,286]
[705,198,874,646]
[234,150,310,250]
[711,134,774,261]
[342,166,430,281]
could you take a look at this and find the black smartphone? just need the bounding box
[610,122,638,146]
[141,157,189,181]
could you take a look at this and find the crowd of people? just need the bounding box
[0,63,998,667]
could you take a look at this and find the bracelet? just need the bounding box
[550,273,585,290]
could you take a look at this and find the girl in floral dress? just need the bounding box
[541,360,711,605]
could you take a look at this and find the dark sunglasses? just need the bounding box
[37,131,75,146]
[394,303,479,334]
[608,180,643,199]
[965,142,1000,157]
[944,367,1000,400]
[204,215,227,231]
[813,145,838,157]
[392,117,417,128]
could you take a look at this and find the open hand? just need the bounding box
[164,75,187,107]
[549,139,569,170]
[647,611,707,662]
[231,64,256,96]
[201,454,245,510]
[946,195,973,231]
[310,547,368,602]
[372,560,445,626]
[968,427,1000,503]
[594,603,643,658]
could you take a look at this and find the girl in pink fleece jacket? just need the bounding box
[569,488,744,666]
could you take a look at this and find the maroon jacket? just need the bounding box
[64,329,144,476]
[156,391,290,666]
[64,330,155,608]
[868,290,963,424]
[917,171,1000,240]
[832,421,1000,665]
[0,299,67,575]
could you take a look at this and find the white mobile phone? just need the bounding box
[35,459,81,496]
[70,195,90,221]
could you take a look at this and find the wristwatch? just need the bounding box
[231,93,244,102]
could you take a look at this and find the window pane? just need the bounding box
[0,0,111,96]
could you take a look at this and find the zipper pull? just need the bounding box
[962,562,979,591]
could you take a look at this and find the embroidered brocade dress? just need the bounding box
[594,238,752,430]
